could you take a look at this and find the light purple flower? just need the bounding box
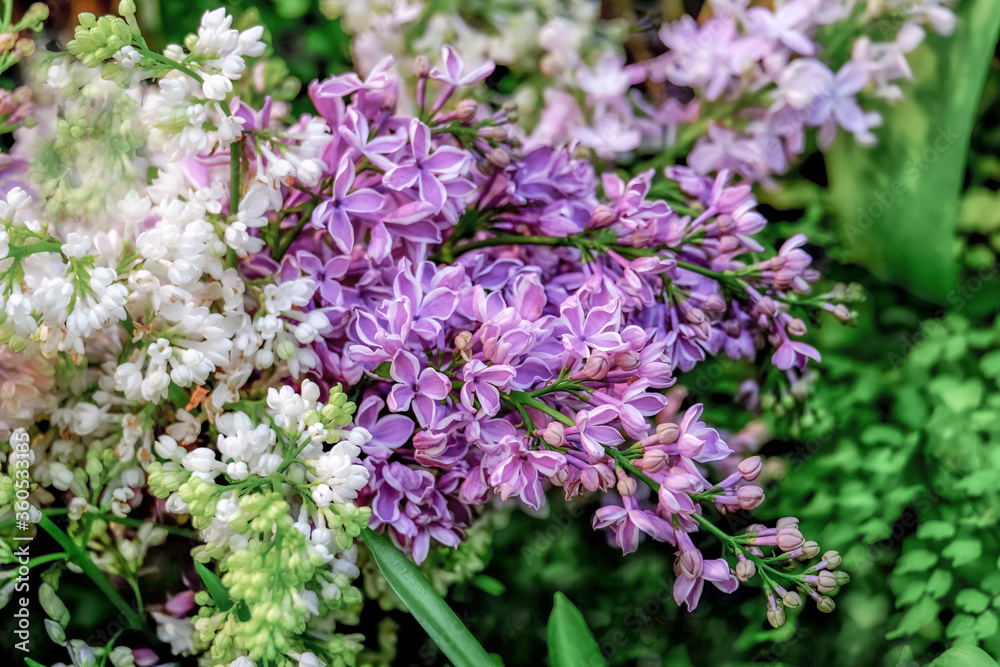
[312,156,384,253]
[593,494,674,555]
[459,360,516,417]
[387,350,452,426]
[383,119,471,212]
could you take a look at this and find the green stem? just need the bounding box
[231,140,242,213]
[8,241,62,259]
[25,552,70,569]
[442,235,576,260]
[37,515,146,631]
[136,48,205,84]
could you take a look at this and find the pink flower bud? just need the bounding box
[581,351,610,380]
[540,422,566,447]
[738,456,762,481]
[823,550,842,569]
[787,318,808,337]
[616,473,637,497]
[801,540,820,558]
[776,517,799,528]
[413,55,431,77]
[776,526,805,552]
[638,447,668,473]
[456,99,478,123]
[782,591,802,609]
[737,485,764,510]
[656,422,679,445]
[590,204,616,227]
[677,548,703,579]
[612,350,641,371]
[489,146,511,168]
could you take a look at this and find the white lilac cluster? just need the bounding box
[0,8,380,666]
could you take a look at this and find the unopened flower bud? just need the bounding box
[823,550,842,569]
[454,331,473,354]
[656,422,679,445]
[14,39,34,58]
[489,146,511,168]
[737,485,765,510]
[540,421,566,447]
[703,294,726,313]
[616,473,637,497]
[491,126,508,142]
[685,307,705,325]
[639,447,668,473]
[767,605,785,628]
[718,235,741,253]
[776,526,804,552]
[0,33,15,52]
[834,571,850,586]
[782,591,803,609]
[816,570,838,593]
[677,549,702,579]
[456,99,478,124]
[816,596,836,613]
[413,55,431,78]
[800,540,820,559]
[776,517,799,528]
[735,559,756,581]
[756,296,777,317]
[612,349,641,371]
[119,0,136,15]
[833,304,852,322]
[738,456,762,481]
[580,354,609,382]
[787,318,808,337]
[590,204,616,227]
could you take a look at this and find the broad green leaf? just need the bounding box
[547,592,606,667]
[825,0,1000,303]
[361,528,494,667]
[929,645,999,667]
[194,561,250,622]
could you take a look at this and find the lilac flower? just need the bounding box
[675,404,732,462]
[489,438,565,509]
[312,156,384,253]
[772,337,821,371]
[459,360,516,417]
[673,544,739,610]
[383,119,471,212]
[575,405,624,458]
[560,298,629,359]
[593,494,674,555]
[387,351,452,427]
[428,45,496,87]
[747,1,816,56]
[355,395,415,461]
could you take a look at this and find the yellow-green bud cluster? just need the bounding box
[67,14,139,68]
[147,461,192,498]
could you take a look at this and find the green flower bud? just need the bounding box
[39,583,70,626]
[44,618,66,644]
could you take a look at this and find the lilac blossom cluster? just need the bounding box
[533,0,957,186]
[270,46,850,612]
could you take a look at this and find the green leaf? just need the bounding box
[929,645,999,667]
[957,589,992,614]
[547,592,606,667]
[896,549,939,574]
[824,0,1000,303]
[943,539,984,567]
[917,521,957,541]
[194,561,250,622]
[887,596,940,639]
[24,659,50,667]
[927,569,954,599]
[361,528,494,667]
